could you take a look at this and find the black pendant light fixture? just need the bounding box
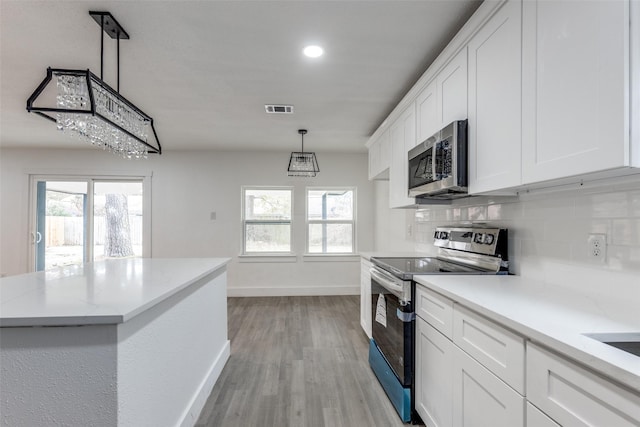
[26,11,161,159]
[287,129,320,177]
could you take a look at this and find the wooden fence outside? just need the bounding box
[45,216,143,247]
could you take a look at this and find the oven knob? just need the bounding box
[485,234,495,245]
[434,231,440,239]
[474,233,484,244]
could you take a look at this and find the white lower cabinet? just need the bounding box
[415,317,453,427]
[526,402,560,427]
[359,258,372,339]
[416,285,640,427]
[527,343,640,426]
[415,286,525,427]
[415,284,454,339]
[453,305,525,394]
[453,345,525,427]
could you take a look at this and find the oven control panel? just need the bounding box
[433,226,507,257]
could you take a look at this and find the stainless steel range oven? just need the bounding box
[368,226,509,423]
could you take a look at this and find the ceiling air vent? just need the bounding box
[265,104,294,114]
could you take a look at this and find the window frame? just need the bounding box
[241,186,294,256]
[305,186,356,255]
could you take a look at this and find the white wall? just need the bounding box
[0,148,374,295]
[374,176,640,300]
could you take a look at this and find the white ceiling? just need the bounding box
[0,0,481,154]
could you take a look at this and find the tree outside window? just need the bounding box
[242,187,293,254]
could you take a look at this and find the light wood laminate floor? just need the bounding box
[196,296,416,427]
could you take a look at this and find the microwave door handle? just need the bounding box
[370,268,403,298]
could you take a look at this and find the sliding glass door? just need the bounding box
[34,180,89,271]
[30,176,148,272]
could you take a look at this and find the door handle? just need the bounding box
[35,231,42,244]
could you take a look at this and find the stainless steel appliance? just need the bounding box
[368,225,508,423]
[408,120,468,200]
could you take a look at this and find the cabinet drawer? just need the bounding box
[526,402,560,427]
[453,345,525,427]
[415,285,454,339]
[527,343,640,426]
[453,305,525,393]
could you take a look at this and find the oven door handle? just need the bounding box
[370,268,404,298]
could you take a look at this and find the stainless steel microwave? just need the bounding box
[408,120,468,200]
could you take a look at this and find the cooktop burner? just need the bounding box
[371,257,488,280]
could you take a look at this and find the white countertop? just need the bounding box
[414,275,640,393]
[0,258,230,327]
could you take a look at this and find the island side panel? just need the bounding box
[117,267,230,427]
[0,325,118,426]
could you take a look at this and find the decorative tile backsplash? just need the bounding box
[378,177,640,296]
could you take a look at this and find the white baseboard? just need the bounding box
[180,340,231,427]
[227,285,360,297]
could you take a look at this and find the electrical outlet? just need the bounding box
[587,234,607,261]
[407,224,413,238]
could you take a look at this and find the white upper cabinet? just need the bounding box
[467,0,522,194]
[368,128,390,180]
[416,49,468,147]
[389,103,417,208]
[416,81,438,146]
[437,49,468,131]
[522,0,631,184]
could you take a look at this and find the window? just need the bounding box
[306,188,355,254]
[242,187,293,254]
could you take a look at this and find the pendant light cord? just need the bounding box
[100,15,104,80]
[117,31,120,93]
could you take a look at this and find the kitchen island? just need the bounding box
[0,258,230,427]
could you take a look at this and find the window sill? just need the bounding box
[238,254,297,263]
[303,254,360,262]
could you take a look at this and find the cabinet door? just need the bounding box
[368,129,391,180]
[415,318,453,427]
[389,103,417,208]
[360,259,372,339]
[453,305,525,394]
[526,402,560,427]
[438,48,468,128]
[379,128,391,174]
[416,80,438,145]
[368,138,381,180]
[527,343,640,426]
[467,0,522,194]
[453,346,525,427]
[522,0,630,183]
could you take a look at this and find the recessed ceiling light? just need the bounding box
[303,45,324,58]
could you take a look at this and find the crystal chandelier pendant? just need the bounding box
[26,11,161,159]
[54,73,150,159]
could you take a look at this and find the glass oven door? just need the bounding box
[370,267,413,386]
